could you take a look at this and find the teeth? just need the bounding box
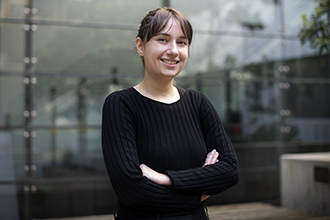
[162,60,177,65]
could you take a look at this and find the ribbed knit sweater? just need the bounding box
[102,87,239,216]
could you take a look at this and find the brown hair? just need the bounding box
[137,7,193,46]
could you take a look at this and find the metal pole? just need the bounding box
[23,0,34,219]
[50,87,57,166]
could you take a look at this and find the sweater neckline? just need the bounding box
[130,87,185,105]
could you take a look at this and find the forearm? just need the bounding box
[140,164,172,186]
[140,150,221,201]
[165,155,239,195]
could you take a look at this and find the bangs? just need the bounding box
[144,8,192,45]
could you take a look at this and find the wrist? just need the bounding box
[160,174,172,186]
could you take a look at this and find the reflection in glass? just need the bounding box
[32,77,141,127]
[288,84,330,118]
[0,183,20,219]
[173,0,278,33]
[33,26,141,74]
[0,130,25,181]
[0,24,25,72]
[283,0,317,36]
[30,181,116,219]
[285,54,330,79]
[0,0,25,18]
[286,83,330,141]
[184,35,282,78]
[0,77,25,127]
[32,128,106,179]
[33,0,159,23]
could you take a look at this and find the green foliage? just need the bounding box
[298,0,330,55]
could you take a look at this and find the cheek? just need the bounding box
[146,47,163,59]
[180,49,188,61]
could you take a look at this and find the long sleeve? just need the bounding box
[102,92,201,213]
[165,92,239,195]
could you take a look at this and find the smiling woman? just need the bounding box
[134,17,189,103]
[134,8,192,104]
[102,7,239,220]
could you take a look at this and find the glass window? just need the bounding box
[0,0,25,18]
[32,128,105,178]
[173,0,278,33]
[184,35,282,77]
[0,76,25,127]
[284,54,330,79]
[284,38,315,59]
[283,0,317,36]
[33,0,159,23]
[33,26,141,74]
[0,129,25,181]
[30,180,116,219]
[0,183,21,219]
[282,0,318,58]
[0,23,25,72]
[31,77,141,127]
[288,83,330,118]
[32,77,80,126]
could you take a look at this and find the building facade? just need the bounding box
[1,0,329,219]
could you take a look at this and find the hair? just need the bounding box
[136,7,193,64]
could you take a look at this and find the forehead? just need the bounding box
[158,18,185,36]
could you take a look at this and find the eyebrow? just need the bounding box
[155,32,188,39]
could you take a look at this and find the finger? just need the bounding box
[139,164,146,170]
[204,150,219,166]
[203,149,217,166]
[140,164,152,176]
[209,151,219,164]
[203,150,215,166]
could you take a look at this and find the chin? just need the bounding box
[162,72,181,78]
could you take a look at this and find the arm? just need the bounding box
[102,93,201,212]
[140,149,219,201]
[164,93,239,195]
[140,149,219,186]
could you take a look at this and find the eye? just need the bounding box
[178,41,188,46]
[158,38,167,42]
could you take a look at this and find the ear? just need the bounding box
[135,37,144,57]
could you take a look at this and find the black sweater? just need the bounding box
[102,87,239,216]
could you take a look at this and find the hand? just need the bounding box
[202,149,219,167]
[201,149,219,202]
[201,194,210,202]
[140,164,172,186]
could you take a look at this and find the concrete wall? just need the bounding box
[281,152,330,216]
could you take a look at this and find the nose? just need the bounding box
[167,41,179,56]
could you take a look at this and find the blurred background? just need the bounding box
[0,0,329,219]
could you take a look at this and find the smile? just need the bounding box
[161,59,178,65]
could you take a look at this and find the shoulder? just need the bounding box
[103,88,138,113]
[104,88,136,104]
[179,88,208,104]
[179,88,217,116]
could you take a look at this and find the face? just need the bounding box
[136,18,189,81]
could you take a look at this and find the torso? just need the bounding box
[123,87,208,172]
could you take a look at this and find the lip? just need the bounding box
[161,59,179,66]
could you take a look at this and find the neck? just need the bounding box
[134,78,180,104]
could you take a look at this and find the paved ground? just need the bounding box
[41,202,330,220]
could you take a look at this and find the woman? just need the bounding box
[102,7,239,220]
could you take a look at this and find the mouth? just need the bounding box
[161,59,179,65]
